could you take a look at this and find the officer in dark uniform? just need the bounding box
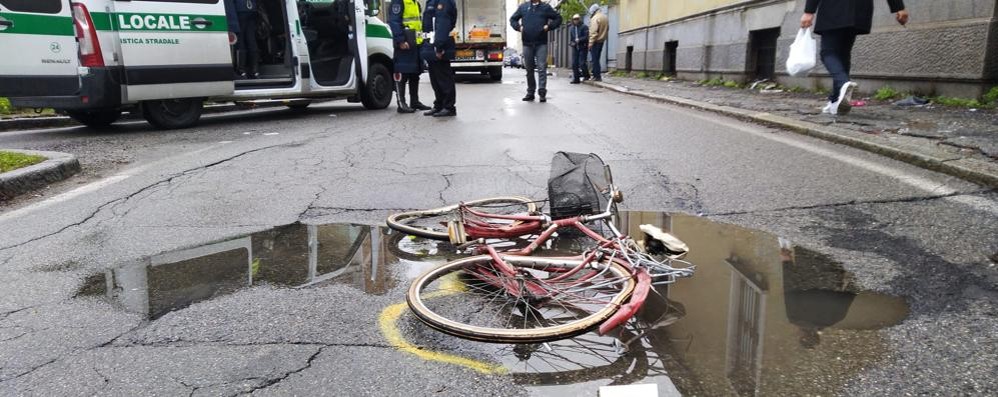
[421,0,457,117]
[388,0,431,113]
[235,0,260,79]
[224,0,241,72]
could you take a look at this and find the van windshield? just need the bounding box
[0,0,63,14]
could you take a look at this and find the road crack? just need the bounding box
[706,189,995,216]
[0,143,293,252]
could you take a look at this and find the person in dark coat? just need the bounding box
[802,0,908,115]
[224,0,241,73]
[388,0,431,113]
[421,0,458,117]
[510,0,562,102]
[235,0,260,79]
[568,14,589,84]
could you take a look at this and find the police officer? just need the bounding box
[421,0,457,117]
[235,0,259,79]
[388,0,431,113]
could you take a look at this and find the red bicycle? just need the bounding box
[388,170,694,343]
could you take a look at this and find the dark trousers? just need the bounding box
[237,13,259,74]
[820,29,857,103]
[428,60,456,111]
[571,45,589,81]
[523,43,548,95]
[590,41,604,78]
[398,73,421,105]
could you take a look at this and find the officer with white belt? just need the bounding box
[388,0,431,113]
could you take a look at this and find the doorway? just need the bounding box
[748,28,780,80]
[663,41,678,76]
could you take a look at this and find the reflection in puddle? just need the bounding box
[78,224,403,319]
[75,212,909,395]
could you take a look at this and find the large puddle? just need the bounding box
[77,212,908,396]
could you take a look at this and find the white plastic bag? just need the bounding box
[786,28,817,77]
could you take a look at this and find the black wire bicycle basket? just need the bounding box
[547,152,612,220]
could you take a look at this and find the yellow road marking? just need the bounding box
[377,274,507,375]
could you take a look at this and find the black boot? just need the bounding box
[539,89,547,103]
[236,50,247,79]
[408,81,431,111]
[396,82,415,113]
[522,93,535,102]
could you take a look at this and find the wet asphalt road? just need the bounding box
[0,69,996,396]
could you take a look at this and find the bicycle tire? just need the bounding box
[407,255,636,344]
[386,196,539,241]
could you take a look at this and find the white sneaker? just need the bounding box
[822,101,835,115]
[834,82,858,115]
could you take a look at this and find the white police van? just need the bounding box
[0,0,394,129]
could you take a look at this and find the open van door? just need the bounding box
[354,0,392,110]
[111,0,234,102]
[0,0,80,98]
[350,0,368,89]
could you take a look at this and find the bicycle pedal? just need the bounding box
[447,221,468,245]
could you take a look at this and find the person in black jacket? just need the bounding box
[510,0,562,102]
[568,14,590,84]
[388,0,431,114]
[235,0,260,79]
[802,0,909,115]
[421,0,458,117]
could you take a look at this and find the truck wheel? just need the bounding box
[489,67,503,81]
[65,109,121,129]
[360,62,393,110]
[142,99,204,130]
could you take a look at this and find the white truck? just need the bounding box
[0,0,395,129]
[452,0,505,81]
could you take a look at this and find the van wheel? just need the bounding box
[142,99,204,129]
[66,109,121,129]
[489,67,503,81]
[360,62,393,110]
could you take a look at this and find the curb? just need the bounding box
[588,80,998,188]
[0,149,81,200]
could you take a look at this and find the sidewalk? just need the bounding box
[578,72,998,188]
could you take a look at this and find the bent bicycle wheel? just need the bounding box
[407,255,636,343]
[386,196,539,241]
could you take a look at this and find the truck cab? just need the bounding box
[0,0,394,129]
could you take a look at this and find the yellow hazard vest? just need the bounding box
[402,0,423,45]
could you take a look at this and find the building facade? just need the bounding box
[613,0,997,97]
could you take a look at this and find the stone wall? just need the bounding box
[613,0,997,97]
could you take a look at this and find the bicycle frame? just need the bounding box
[459,188,655,336]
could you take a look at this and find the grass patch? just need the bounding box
[0,98,11,115]
[722,80,741,88]
[873,86,902,101]
[609,70,629,77]
[0,151,46,173]
[700,78,724,87]
[984,86,998,105]
[933,96,986,109]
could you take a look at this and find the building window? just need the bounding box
[663,41,678,76]
[749,28,781,80]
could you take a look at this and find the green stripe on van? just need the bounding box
[0,13,74,36]
[90,12,228,33]
[366,24,391,39]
